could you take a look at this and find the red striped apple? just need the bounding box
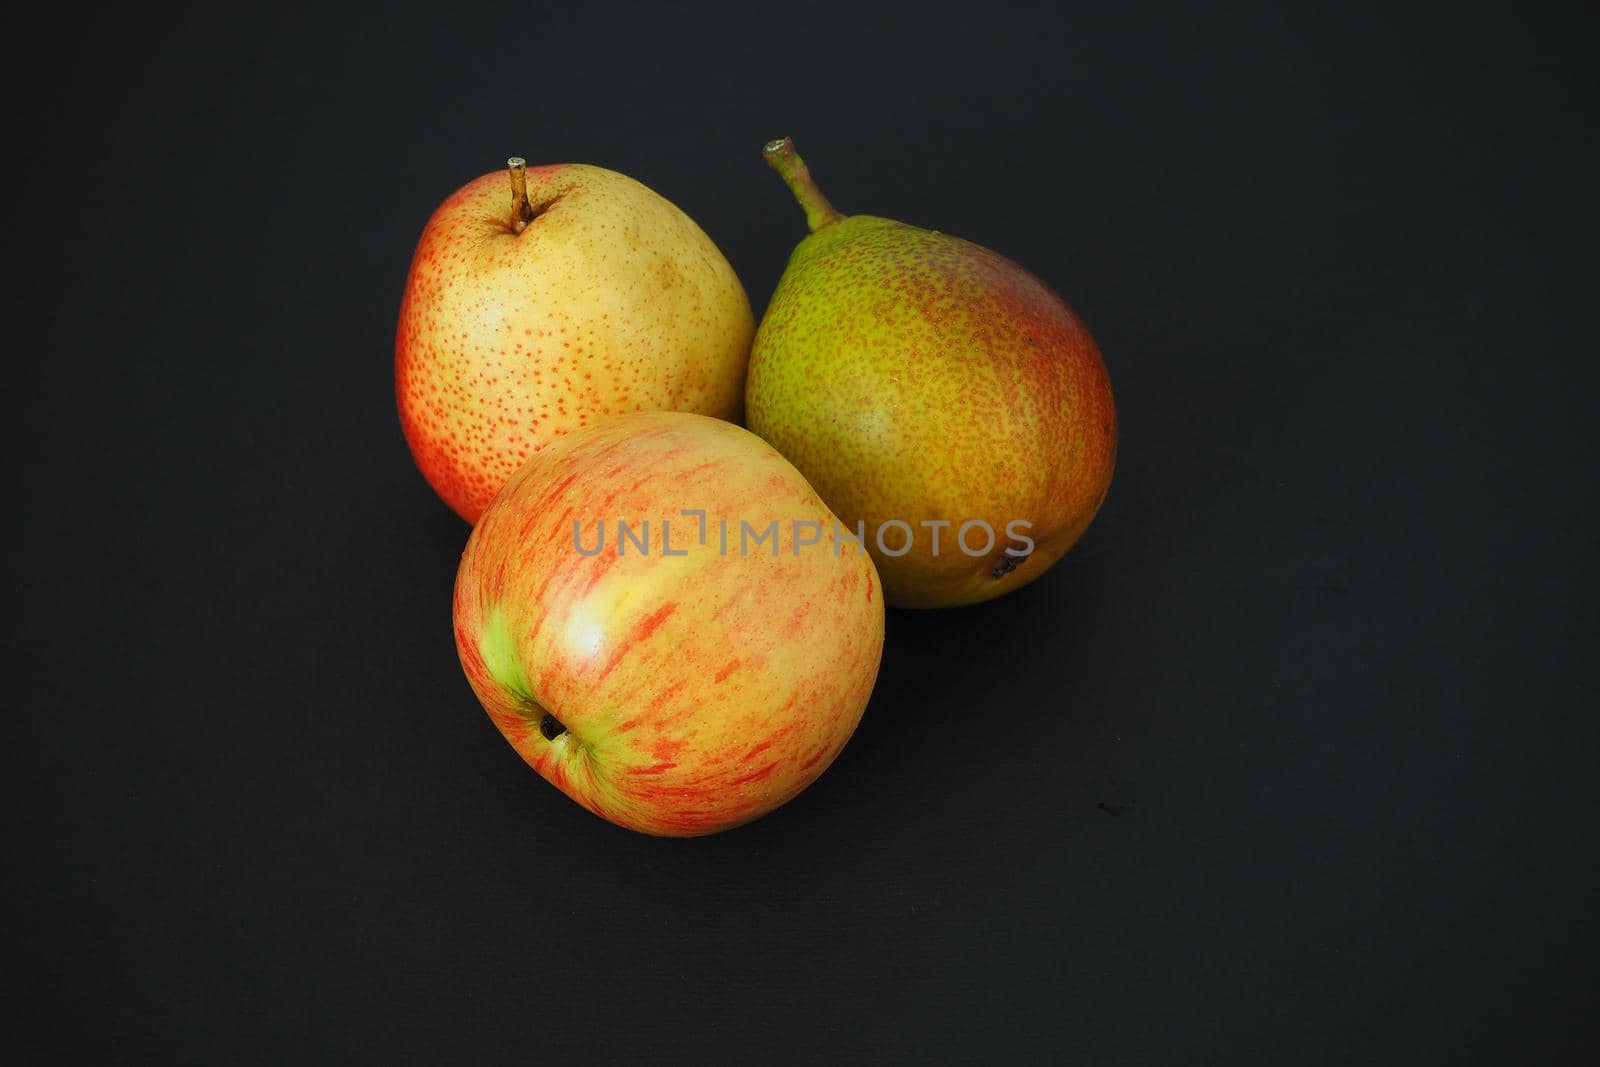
[453,412,884,835]
[397,158,753,523]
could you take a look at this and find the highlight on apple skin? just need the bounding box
[397,158,754,524]
[453,412,885,836]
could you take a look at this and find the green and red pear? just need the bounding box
[746,138,1117,608]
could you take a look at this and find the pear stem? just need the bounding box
[763,138,844,232]
[507,156,535,233]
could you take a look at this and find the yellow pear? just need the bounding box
[398,158,753,522]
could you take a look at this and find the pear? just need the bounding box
[746,138,1117,608]
[398,158,753,524]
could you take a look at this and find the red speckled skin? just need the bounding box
[453,412,884,836]
[746,215,1117,607]
[397,164,753,523]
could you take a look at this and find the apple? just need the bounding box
[398,158,753,523]
[453,412,885,835]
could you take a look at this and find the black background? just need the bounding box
[14,2,1597,1062]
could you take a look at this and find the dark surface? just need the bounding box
[14,2,1597,1062]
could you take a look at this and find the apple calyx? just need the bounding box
[478,607,577,748]
[763,137,844,233]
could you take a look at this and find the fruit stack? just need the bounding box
[396,139,1117,836]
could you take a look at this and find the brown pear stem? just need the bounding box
[507,156,534,233]
[763,138,844,233]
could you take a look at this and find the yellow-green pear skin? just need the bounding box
[746,139,1117,608]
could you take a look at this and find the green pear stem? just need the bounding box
[763,138,844,232]
[508,156,534,233]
